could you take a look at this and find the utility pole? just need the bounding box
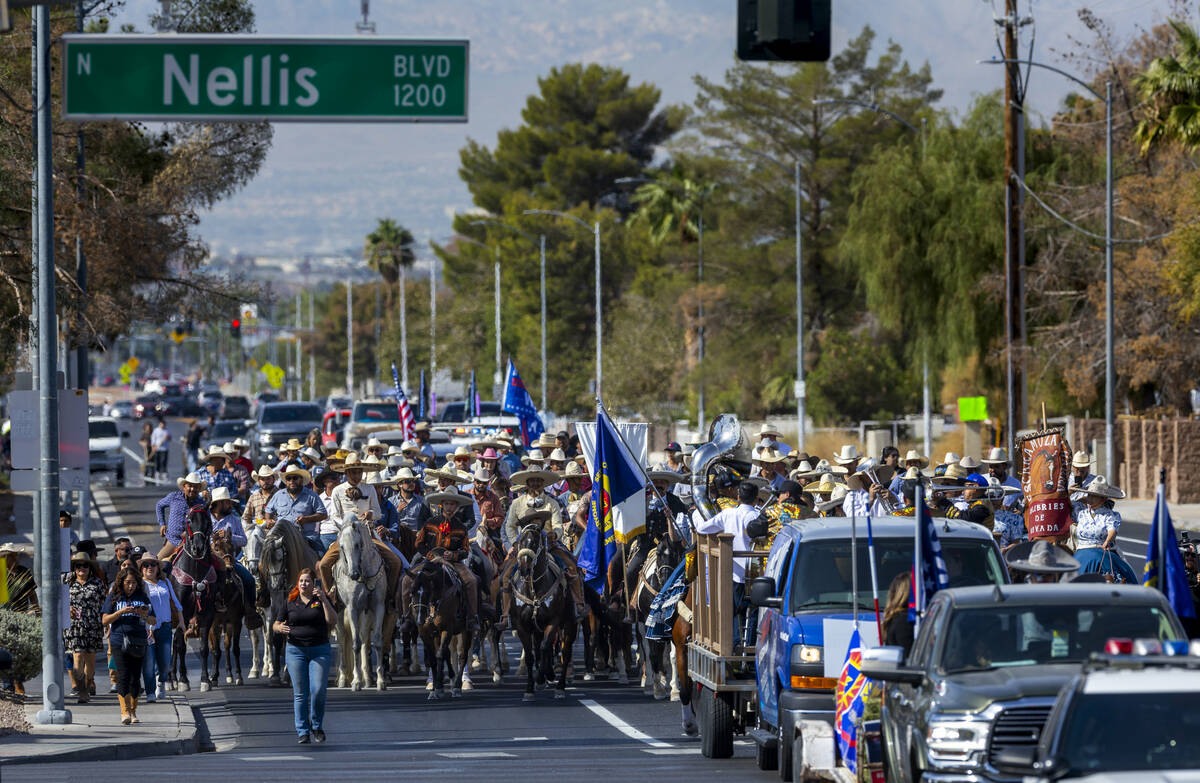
[294,292,301,401]
[308,292,316,401]
[429,261,437,413]
[400,265,408,393]
[1003,0,1027,439]
[346,283,354,396]
[74,0,87,392]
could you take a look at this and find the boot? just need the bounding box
[119,694,131,725]
[88,675,96,695]
[72,671,89,704]
[130,697,140,723]
[498,589,512,630]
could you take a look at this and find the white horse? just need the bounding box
[241,522,271,680]
[334,515,388,691]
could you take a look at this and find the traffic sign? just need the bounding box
[127,356,140,370]
[62,35,469,122]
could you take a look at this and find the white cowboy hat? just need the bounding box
[452,445,472,460]
[1079,475,1126,500]
[754,446,787,465]
[365,437,385,450]
[300,446,324,464]
[649,470,682,485]
[386,445,404,458]
[471,467,492,483]
[536,433,557,450]
[281,438,304,452]
[470,438,502,453]
[209,486,233,504]
[366,471,401,486]
[547,448,569,463]
[940,451,961,466]
[815,486,848,513]
[510,468,559,486]
[177,471,205,489]
[401,440,421,454]
[0,542,30,556]
[794,458,833,479]
[902,449,928,468]
[981,447,1010,465]
[386,454,409,469]
[337,452,383,472]
[1005,540,1080,574]
[204,445,228,461]
[1071,450,1093,469]
[757,423,783,439]
[494,434,515,449]
[233,437,250,450]
[394,467,417,481]
[520,448,546,466]
[222,442,238,456]
[254,465,276,480]
[958,455,982,471]
[563,461,587,478]
[282,465,312,483]
[833,445,860,465]
[426,491,472,508]
[788,461,814,481]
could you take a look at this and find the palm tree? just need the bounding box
[364,218,416,285]
[628,171,715,248]
[1134,20,1200,153]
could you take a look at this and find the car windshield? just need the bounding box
[209,421,249,438]
[353,403,400,422]
[261,404,322,424]
[939,605,1179,673]
[439,401,465,422]
[1061,692,1200,773]
[788,537,1007,613]
[88,420,119,439]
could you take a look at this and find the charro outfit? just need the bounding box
[499,491,585,619]
[404,512,479,624]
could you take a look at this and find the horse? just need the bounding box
[259,519,317,687]
[632,535,685,700]
[208,530,245,687]
[671,585,699,737]
[466,532,505,686]
[241,522,270,679]
[333,515,388,691]
[408,553,472,699]
[510,523,576,701]
[168,509,218,693]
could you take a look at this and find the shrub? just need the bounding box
[0,609,42,682]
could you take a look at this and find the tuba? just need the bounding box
[689,413,752,522]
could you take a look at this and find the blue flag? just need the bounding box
[835,628,870,774]
[577,405,647,590]
[418,369,427,420]
[1143,484,1197,619]
[910,488,950,622]
[500,359,543,447]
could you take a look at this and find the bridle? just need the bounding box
[338,521,385,588]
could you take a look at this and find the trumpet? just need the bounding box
[864,466,897,513]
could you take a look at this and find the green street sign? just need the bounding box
[62,35,468,122]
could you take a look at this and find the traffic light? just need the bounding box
[737,0,831,62]
[230,318,241,339]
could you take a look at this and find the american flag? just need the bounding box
[391,363,415,439]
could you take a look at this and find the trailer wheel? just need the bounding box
[699,687,734,759]
[778,720,794,781]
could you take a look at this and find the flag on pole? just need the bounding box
[501,359,543,447]
[910,488,949,622]
[577,404,647,589]
[418,369,427,420]
[834,628,870,774]
[0,557,8,604]
[1143,482,1197,619]
[469,369,479,418]
[390,363,415,440]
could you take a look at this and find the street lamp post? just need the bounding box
[455,234,503,399]
[524,210,603,399]
[470,219,548,412]
[717,144,805,451]
[981,58,1114,479]
[814,97,931,457]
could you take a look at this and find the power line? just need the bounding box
[1011,172,1186,244]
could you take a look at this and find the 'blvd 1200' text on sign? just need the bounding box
[61,35,468,123]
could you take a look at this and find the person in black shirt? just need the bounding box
[101,568,155,725]
[273,568,337,744]
[882,571,915,658]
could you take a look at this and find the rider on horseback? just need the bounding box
[404,492,480,631]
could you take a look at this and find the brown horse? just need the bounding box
[408,552,473,699]
[671,586,699,736]
[208,531,246,687]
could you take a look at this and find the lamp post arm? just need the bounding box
[977,58,1105,102]
[814,97,921,134]
[523,209,595,235]
[715,141,792,175]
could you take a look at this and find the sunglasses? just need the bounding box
[73,563,89,569]
[140,562,158,569]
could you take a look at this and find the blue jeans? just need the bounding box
[142,624,173,692]
[319,533,338,551]
[285,642,331,736]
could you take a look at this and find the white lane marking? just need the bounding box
[643,748,699,755]
[238,755,312,761]
[392,739,437,746]
[438,751,517,759]
[1117,536,1149,548]
[577,697,673,749]
[511,736,549,741]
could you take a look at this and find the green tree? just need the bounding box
[364,219,417,285]
[1134,20,1200,153]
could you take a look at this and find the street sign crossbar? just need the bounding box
[62,34,469,123]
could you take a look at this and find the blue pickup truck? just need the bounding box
[748,516,1010,781]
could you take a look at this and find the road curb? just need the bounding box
[0,694,198,767]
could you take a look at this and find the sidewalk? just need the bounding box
[1116,499,1200,530]
[0,688,198,766]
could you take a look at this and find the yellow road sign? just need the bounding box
[127,356,140,370]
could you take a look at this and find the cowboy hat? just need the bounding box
[519,508,555,525]
[1078,475,1126,500]
[254,465,276,480]
[649,470,683,485]
[401,440,421,454]
[222,442,238,457]
[70,550,97,566]
[547,448,569,463]
[494,434,514,449]
[804,474,839,495]
[300,447,325,464]
[1005,540,1080,574]
[794,459,833,479]
[204,445,228,461]
[743,476,769,491]
[754,446,787,465]
[902,449,928,468]
[1071,450,1093,469]
[451,445,472,460]
[282,465,312,483]
[385,445,404,458]
[981,447,1010,465]
[337,453,383,472]
[176,471,205,489]
[470,438,501,453]
[788,461,814,481]
[958,455,982,471]
[535,433,557,450]
[366,471,401,486]
[413,421,430,433]
[478,447,500,461]
[757,423,783,440]
[939,451,961,467]
[233,437,250,450]
[563,461,587,479]
[816,486,848,514]
[520,448,546,466]
[364,437,385,451]
[281,438,304,452]
[361,454,387,472]
[394,467,417,481]
[833,445,861,466]
[0,542,29,556]
[209,486,233,504]
[386,454,412,469]
[426,491,472,508]
[471,467,492,483]
[510,468,559,486]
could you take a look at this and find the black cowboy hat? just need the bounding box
[75,539,103,558]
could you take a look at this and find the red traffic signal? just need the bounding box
[230,318,241,338]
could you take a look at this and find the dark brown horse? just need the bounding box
[510,523,576,701]
[208,530,245,687]
[408,552,472,699]
[168,508,218,692]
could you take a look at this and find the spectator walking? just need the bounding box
[138,553,181,701]
[139,421,154,479]
[101,567,155,725]
[273,568,336,744]
[63,550,105,704]
[150,418,171,480]
[184,419,204,473]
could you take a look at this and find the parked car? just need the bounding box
[862,583,1188,783]
[132,394,163,419]
[992,640,1200,781]
[88,415,126,485]
[321,408,352,449]
[109,400,134,419]
[249,401,323,462]
[220,395,251,419]
[197,390,223,415]
[251,391,281,416]
[198,419,251,456]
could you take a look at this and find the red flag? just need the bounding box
[1018,427,1071,539]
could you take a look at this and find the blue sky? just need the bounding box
[108,0,1180,258]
